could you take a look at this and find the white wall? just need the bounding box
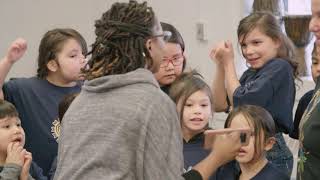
[0,0,245,83]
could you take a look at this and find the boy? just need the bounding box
[0,99,36,180]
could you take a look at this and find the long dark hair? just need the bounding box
[83,0,156,80]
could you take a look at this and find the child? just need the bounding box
[154,22,186,94]
[0,28,87,176]
[211,12,297,175]
[0,99,47,180]
[219,105,289,180]
[48,92,78,180]
[290,42,320,139]
[169,70,217,180]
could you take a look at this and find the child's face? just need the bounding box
[154,42,184,86]
[180,90,211,135]
[229,113,256,163]
[53,38,86,83]
[0,117,25,154]
[311,47,320,82]
[239,27,280,69]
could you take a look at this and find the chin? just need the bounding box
[235,157,251,164]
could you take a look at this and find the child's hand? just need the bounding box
[5,38,27,64]
[5,142,26,167]
[210,40,234,67]
[20,151,32,180]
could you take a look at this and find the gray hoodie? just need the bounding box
[54,68,184,180]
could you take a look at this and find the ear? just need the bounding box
[145,39,152,52]
[264,137,276,151]
[274,39,281,49]
[47,60,59,72]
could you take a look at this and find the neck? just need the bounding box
[182,127,202,142]
[239,157,268,179]
[46,74,76,87]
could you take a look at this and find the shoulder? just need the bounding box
[300,90,314,103]
[261,58,292,74]
[4,77,41,88]
[254,163,289,180]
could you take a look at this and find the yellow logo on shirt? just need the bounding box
[51,119,61,142]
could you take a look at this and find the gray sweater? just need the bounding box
[0,163,34,180]
[54,68,184,180]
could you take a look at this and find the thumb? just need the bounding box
[224,40,233,49]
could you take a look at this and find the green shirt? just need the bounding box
[299,77,320,180]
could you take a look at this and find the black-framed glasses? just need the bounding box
[160,54,184,68]
[152,30,172,42]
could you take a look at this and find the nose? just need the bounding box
[243,45,254,57]
[13,125,22,134]
[309,17,317,33]
[316,63,320,73]
[193,105,202,115]
[165,60,175,70]
[80,54,86,64]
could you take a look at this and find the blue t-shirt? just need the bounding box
[3,77,81,176]
[218,161,290,180]
[183,132,218,180]
[233,59,295,134]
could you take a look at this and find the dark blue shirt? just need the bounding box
[3,77,81,176]
[218,161,290,180]
[233,59,295,134]
[183,132,217,180]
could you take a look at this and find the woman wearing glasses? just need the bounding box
[154,22,186,94]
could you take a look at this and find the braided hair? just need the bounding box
[84,0,156,80]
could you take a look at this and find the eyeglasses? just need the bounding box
[152,30,172,42]
[160,54,184,68]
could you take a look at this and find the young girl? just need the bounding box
[219,105,289,180]
[0,28,87,176]
[169,70,217,180]
[211,12,297,175]
[154,22,186,94]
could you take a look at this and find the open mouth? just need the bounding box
[12,137,22,144]
[190,118,203,122]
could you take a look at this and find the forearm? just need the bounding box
[212,66,228,112]
[191,152,223,180]
[0,57,14,99]
[224,62,240,106]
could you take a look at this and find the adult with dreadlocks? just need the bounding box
[53,1,248,180]
[154,22,186,94]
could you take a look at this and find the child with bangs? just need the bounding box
[219,105,289,180]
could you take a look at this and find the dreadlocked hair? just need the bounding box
[83,0,156,80]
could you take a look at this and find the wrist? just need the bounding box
[2,56,15,65]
